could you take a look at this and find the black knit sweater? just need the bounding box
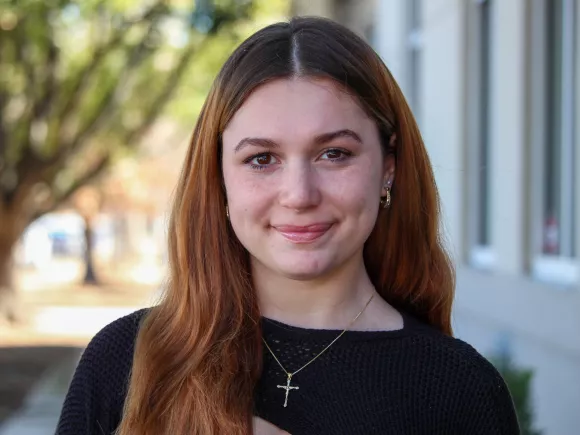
[56,309,520,434]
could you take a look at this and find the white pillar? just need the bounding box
[421,0,466,259]
[575,0,580,271]
[489,0,527,274]
[374,0,408,89]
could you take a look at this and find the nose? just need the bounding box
[278,160,322,211]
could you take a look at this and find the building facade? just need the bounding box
[294,1,580,434]
[292,0,376,40]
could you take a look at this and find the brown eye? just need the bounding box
[325,149,342,159]
[320,148,351,161]
[247,153,278,170]
[255,154,272,165]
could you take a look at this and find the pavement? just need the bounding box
[0,257,162,434]
[0,348,80,435]
[0,306,142,435]
[0,304,150,435]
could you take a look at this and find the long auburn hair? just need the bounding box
[117,16,455,435]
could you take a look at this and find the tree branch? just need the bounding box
[35,154,111,220]
[119,2,252,146]
[55,1,166,125]
[0,30,8,162]
[14,19,37,101]
[2,0,255,227]
[121,6,249,148]
[6,18,38,162]
[54,5,165,163]
[123,43,197,147]
[0,90,6,166]
[32,17,59,123]
[7,148,45,211]
[5,2,165,214]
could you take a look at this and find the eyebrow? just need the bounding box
[233,129,363,153]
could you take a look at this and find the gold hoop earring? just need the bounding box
[380,188,391,209]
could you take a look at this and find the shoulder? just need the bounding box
[441,336,519,433]
[402,314,502,377]
[75,308,148,386]
[431,332,510,393]
[405,320,519,433]
[83,308,148,362]
[76,307,148,394]
[407,319,509,388]
[56,308,149,435]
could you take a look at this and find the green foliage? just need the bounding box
[167,0,289,122]
[490,354,542,435]
[0,0,289,221]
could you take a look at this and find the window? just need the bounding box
[466,0,494,268]
[542,0,576,258]
[530,0,578,284]
[406,0,422,123]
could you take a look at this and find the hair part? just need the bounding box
[116,16,454,435]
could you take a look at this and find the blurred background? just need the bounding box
[0,0,577,434]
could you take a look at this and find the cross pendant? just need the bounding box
[277,374,299,408]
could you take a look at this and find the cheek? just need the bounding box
[224,170,273,222]
[329,166,382,210]
[224,164,251,202]
[345,187,380,222]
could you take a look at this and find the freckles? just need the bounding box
[243,180,268,199]
[233,175,277,216]
[228,168,261,191]
[246,172,280,193]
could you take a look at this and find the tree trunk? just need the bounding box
[0,226,19,323]
[0,186,39,323]
[82,215,99,285]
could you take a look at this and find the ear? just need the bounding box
[381,134,396,196]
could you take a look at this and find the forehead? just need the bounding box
[223,78,374,142]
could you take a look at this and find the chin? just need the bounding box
[273,256,335,281]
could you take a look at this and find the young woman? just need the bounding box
[56,16,519,435]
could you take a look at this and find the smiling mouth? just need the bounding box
[273,223,333,243]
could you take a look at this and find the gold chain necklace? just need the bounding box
[262,293,375,408]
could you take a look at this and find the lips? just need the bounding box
[273,223,333,243]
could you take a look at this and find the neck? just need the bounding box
[253,254,376,330]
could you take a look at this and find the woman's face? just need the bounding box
[222,78,394,281]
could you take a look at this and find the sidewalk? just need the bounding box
[0,259,160,435]
[0,348,81,435]
[0,306,143,435]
